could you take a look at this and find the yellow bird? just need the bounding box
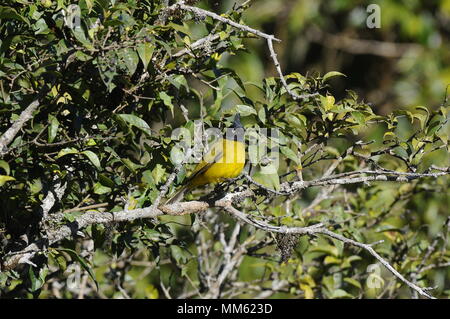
[166,114,245,203]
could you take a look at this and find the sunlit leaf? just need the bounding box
[323,71,346,82]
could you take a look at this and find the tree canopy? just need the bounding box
[0,0,449,299]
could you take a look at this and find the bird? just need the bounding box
[166,114,245,204]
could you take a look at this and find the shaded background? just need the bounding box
[213,0,450,114]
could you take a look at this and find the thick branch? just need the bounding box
[40,178,67,222]
[0,99,40,157]
[0,190,252,271]
[3,164,448,271]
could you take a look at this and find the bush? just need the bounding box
[0,0,448,299]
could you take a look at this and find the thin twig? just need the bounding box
[169,2,316,101]
[223,205,436,299]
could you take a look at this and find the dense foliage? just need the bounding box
[0,0,448,299]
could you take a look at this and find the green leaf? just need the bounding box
[137,42,154,69]
[170,145,186,165]
[300,283,314,299]
[97,56,117,92]
[344,277,362,289]
[342,255,362,268]
[383,131,396,142]
[48,115,59,143]
[280,146,300,164]
[49,248,68,271]
[0,6,30,25]
[159,92,174,116]
[170,245,190,264]
[99,174,115,188]
[72,26,94,50]
[235,104,257,116]
[321,95,335,111]
[330,289,353,299]
[30,178,42,194]
[296,114,307,126]
[0,160,10,175]
[324,146,340,158]
[118,48,139,75]
[81,151,101,169]
[152,164,166,185]
[219,31,228,40]
[169,74,188,90]
[93,182,111,195]
[310,245,339,257]
[258,107,266,123]
[56,147,78,158]
[415,106,430,117]
[63,212,76,223]
[122,158,143,172]
[85,138,97,146]
[253,171,280,191]
[287,114,306,130]
[351,111,366,125]
[414,114,427,129]
[118,114,151,133]
[323,71,346,82]
[83,0,94,12]
[142,170,156,188]
[324,256,342,265]
[0,175,15,187]
[28,266,48,292]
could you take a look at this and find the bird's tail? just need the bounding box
[165,184,191,204]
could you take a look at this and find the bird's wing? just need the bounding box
[185,139,224,183]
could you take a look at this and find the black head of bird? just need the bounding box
[228,113,244,142]
[232,113,243,129]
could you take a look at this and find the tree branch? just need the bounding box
[266,38,318,101]
[0,99,40,158]
[223,205,436,299]
[168,1,316,101]
[0,189,252,271]
[306,26,423,58]
[40,178,67,222]
[3,163,448,273]
[173,33,220,58]
[281,168,450,194]
[172,3,280,42]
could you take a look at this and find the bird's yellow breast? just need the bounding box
[189,138,245,188]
